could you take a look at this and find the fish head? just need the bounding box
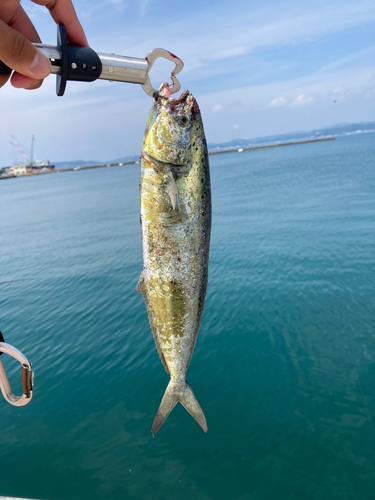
[143,90,199,166]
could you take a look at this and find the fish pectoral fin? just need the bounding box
[164,174,178,210]
[151,379,207,436]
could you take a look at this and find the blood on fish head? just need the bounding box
[158,82,171,99]
[143,87,200,166]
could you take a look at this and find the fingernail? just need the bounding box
[24,82,39,90]
[30,52,50,78]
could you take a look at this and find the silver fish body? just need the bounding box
[137,89,211,434]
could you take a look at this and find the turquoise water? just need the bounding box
[0,133,374,500]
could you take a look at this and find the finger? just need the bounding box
[11,72,43,90]
[0,19,50,82]
[32,0,88,46]
[5,3,44,89]
[8,4,42,44]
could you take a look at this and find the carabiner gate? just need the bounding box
[0,335,33,407]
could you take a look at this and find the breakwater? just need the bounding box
[208,136,335,155]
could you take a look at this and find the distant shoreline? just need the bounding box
[0,137,335,180]
[208,137,335,155]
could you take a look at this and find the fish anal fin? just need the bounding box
[138,278,170,374]
[150,323,170,374]
[135,271,169,374]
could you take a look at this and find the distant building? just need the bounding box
[9,164,27,176]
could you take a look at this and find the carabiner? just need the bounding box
[0,334,33,407]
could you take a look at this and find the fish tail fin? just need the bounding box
[151,379,207,436]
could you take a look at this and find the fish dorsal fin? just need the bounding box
[165,173,178,210]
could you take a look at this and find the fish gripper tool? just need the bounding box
[0,23,184,98]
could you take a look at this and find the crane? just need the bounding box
[10,135,30,165]
[9,135,54,170]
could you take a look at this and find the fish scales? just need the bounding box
[137,88,211,434]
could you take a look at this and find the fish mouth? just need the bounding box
[157,88,189,104]
[169,89,190,103]
[165,90,200,121]
[157,82,189,103]
[156,85,199,118]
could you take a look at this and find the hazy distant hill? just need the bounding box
[207,121,375,151]
[53,121,374,168]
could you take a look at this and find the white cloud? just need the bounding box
[332,87,346,102]
[211,104,223,112]
[215,46,247,60]
[106,1,375,72]
[315,46,375,75]
[291,94,314,106]
[140,0,153,16]
[199,66,374,115]
[269,97,287,107]
[233,124,240,130]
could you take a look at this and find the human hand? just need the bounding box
[0,0,87,90]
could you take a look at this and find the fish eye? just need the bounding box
[176,114,188,126]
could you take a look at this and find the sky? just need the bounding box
[0,0,374,165]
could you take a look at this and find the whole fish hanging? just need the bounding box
[137,84,211,435]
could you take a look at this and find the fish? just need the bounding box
[137,84,211,435]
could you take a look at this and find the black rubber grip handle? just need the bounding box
[0,61,12,75]
[56,23,101,96]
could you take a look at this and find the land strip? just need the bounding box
[0,137,335,179]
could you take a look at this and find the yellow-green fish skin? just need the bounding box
[137,90,211,434]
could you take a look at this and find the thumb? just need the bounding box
[0,19,50,80]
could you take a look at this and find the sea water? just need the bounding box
[0,133,374,500]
